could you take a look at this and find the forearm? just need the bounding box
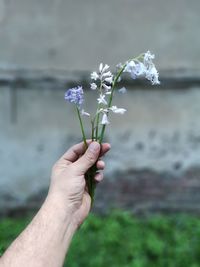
[0,194,77,267]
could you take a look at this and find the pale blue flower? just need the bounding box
[124,51,160,85]
[101,113,109,125]
[110,106,126,114]
[102,71,112,78]
[104,76,113,84]
[99,63,109,73]
[125,61,146,79]
[81,109,90,116]
[102,83,111,91]
[99,63,103,72]
[143,51,160,85]
[90,83,97,90]
[118,87,127,94]
[91,72,99,80]
[133,62,146,77]
[124,60,136,73]
[144,51,155,67]
[64,86,84,106]
[91,63,113,94]
[106,91,112,95]
[145,65,160,85]
[97,94,107,105]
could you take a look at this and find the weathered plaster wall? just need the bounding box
[0,0,200,215]
[0,0,199,70]
[1,71,200,215]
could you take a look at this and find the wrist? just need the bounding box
[44,192,78,233]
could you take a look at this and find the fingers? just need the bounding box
[61,141,111,164]
[94,172,104,182]
[96,160,105,170]
[100,143,111,157]
[73,142,101,174]
[61,140,92,163]
[95,160,105,183]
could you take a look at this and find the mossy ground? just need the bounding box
[1,211,200,267]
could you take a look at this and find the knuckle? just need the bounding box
[99,172,103,178]
[81,178,86,188]
[85,151,95,164]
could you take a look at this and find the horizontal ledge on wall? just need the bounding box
[0,68,200,90]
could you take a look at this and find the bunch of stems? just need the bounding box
[76,55,143,204]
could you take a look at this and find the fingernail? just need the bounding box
[89,142,99,153]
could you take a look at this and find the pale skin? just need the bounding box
[0,141,111,267]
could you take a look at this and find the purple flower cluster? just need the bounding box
[64,86,84,106]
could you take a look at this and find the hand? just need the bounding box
[48,141,111,228]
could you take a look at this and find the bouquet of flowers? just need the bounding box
[65,51,160,205]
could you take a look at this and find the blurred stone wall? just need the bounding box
[0,0,200,216]
[0,0,199,70]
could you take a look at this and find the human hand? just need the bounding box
[48,141,111,228]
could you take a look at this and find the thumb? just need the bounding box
[73,142,100,175]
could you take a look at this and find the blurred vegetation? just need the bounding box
[1,211,200,267]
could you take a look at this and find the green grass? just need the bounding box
[1,211,200,267]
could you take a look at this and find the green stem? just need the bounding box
[76,106,87,149]
[76,108,97,206]
[95,81,103,141]
[91,120,95,141]
[95,112,100,140]
[85,165,97,207]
